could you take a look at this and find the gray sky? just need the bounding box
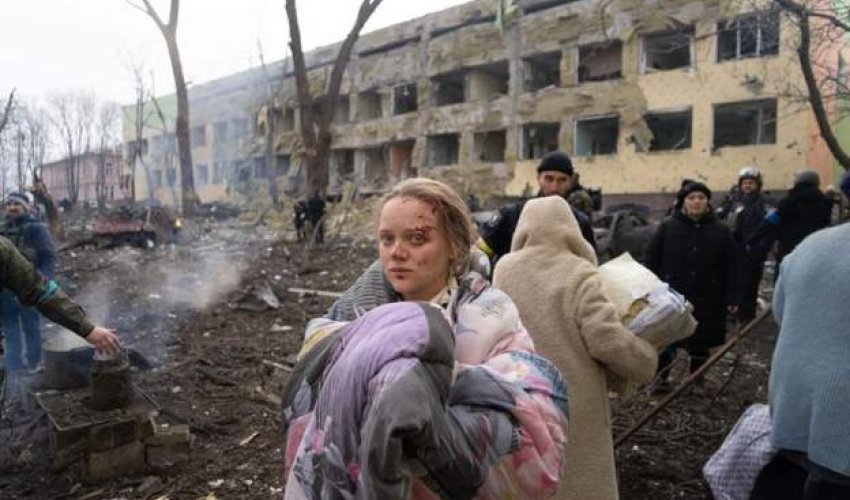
[0,0,470,106]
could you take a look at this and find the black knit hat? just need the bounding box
[537,151,574,176]
[676,181,712,206]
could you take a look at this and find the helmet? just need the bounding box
[738,166,762,188]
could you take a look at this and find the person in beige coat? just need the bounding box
[493,196,658,500]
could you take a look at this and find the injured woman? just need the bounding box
[282,178,569,499]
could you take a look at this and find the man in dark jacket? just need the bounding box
[1,192,56,373]
[646,181,738,380]
[305,190,326,244]
[728,167,772,322]
[477,151,596,265]
[749,170,832,276]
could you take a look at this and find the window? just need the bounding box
[332,149,355,181]
[468,61,510,100]
[192,125,206,147]
[104,162,114,176]
[523,52,561,91]
[522,122,560,159]
[276,107,295,131]
[213,162,225,184]
[196,164,209,186]
[713,99,777,148]
[276,155,291,176]
[253,157,267,178]
[717,11,779,62]
[363,146,388,187]
[214,121,229,143]
[431,71,466,106]
[578,41,623,83]
[641,28,694,73]
[574,115,619,156]
[644,110,692,151]
[393,83,418,115]
[427,133,460,166]
[357,90,382,120]
[152,170,163,189]
[335,96,351,124]
[231,118,250,141]
[473,130,507,162]
[522,0,577,15]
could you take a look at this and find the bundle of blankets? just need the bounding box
[282,268,569,499]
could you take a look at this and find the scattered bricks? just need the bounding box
[146,442,189,470]
[88,419,140,452]
[143,423,191,447]
[135,475,164,499]
[139,417,157,441]
[86,440,145,482]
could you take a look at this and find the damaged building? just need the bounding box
[127,0,847,207]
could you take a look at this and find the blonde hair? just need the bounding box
[378,178,475,274]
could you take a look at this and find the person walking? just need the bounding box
[750,223,850,500]
[646,181,738,383]
[493,196,657,500]
[1,192,56,374]
[477,151,596,265]
[304,190,326,244]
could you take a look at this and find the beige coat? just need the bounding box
[493,196,658,500]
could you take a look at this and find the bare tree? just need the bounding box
[0,89,15,137]
[125,62,157,203]
[21,104,50,183]
[285,0,384,193]
[94,102,121,211]
[773,0,850,171]
[256,43,289,207]
[48,90,97,205]
[150,94,181,207]
[129,0,199,214]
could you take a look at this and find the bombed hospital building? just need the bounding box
[126,0,847,207]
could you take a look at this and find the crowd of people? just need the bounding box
[281,153,849,499]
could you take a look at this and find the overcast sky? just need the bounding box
[0,0,469,106]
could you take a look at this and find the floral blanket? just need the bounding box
[283,283,568,499]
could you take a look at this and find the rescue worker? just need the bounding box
[293,200,307,242]
[749,170,832,278]
[477,151,596,265]
[0,236,119,361]
[1,192,56,373]
[729,167,771,322]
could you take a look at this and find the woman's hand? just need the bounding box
[86,326,121,354]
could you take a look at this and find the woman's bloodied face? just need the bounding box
[378,196,453,301]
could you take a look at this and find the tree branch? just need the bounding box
[0,88,15,136]
[776,0,850,170]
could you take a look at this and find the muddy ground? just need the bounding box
[0,215,776,499]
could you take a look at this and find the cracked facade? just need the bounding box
[126,0,846,208]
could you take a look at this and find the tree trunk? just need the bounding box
[166,37,199,214]
[0,89,14,136]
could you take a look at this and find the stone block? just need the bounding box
[86,440,145,482]
[146,442,189,469]
[143,423,190,447]
[88,419,140,452]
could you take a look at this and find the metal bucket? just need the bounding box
[42,346,95,390]
[90,350,132,411]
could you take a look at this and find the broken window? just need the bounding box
[196,163,209,187]
[213,162,225,184]
[152,170,163,189]
[357,90,382,120]
[431,71,466,106]
[214,121,229,143]
[641,28,694,73]
[474,130,507,162]
[645,110,692,151]
[522,122,560,159]
[335,96,351,124]
[276,155,291,176]
[574,115,619,156]
[393,83,418,115]
[427,133,460,166]
[390,140,416,180]
[276,107,295,132]
[468,61,510,101]
[717,10,780,62]
[332,149,355,183]
[578,41,623,83]
[713,99,777,148]
[523,52,561,92]
[363,146,389,187]
[192,125,206,147]
[253,157,267,178]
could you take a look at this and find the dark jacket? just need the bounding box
[479,194,596,261]
[2,213,56,279]
[645,210,737,349]
[305,194,326,224]
[0,237,94,336]
[732,192,770,248]
[750,184,832,262]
